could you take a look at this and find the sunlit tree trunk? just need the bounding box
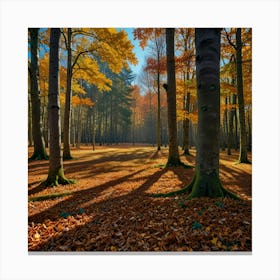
[186,28,238,199]
[63,28,73,159]
[236,28,250,163]
[43,28,74,187]
[29,28,48,160]
[165,28,181,166]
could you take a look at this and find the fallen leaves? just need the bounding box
[28,146,252,252]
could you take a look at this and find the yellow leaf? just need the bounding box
[211,237,218,245]
[34,232,40,239]
[110,246,117,251]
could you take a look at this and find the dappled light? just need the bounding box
[28,146,251,251]
[28,27,252,252]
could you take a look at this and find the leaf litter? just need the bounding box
[28,146,251,252]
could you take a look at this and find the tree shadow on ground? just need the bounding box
[29,167,169,225]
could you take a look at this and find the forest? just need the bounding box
[28,28,252,252]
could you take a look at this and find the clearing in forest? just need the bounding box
[28,145,251,252]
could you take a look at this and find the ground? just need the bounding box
[28,145,251,252]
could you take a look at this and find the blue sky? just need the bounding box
[121,28,147,81]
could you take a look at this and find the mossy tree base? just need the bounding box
[237,158,251,164]
[63,154,74,161]
[166,159,194,169]
[183,149,191,156]
[42,168,75,187]
[153,171,240,200]
[29,150,49,161]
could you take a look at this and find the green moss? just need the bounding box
[29,150,49,160]
[42,168,75,187]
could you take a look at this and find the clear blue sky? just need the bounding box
[121,28,147,80]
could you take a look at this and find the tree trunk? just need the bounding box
[247,107,252,152]
[28,92,33,146]
[76,104,82,148]
[183,91,191,155]
[156,66,161,151]
[43,28,73,187]
[236,28,250,163]
[224,96,231,155]
[92,106,96,150]
[187,28,237,199]
[165,28,181,166]
[29,28,48,160]
[63,28,73,159]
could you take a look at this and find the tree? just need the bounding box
[165,28,181,166]
[43,28,74,187]
[176,28,195,155]
[155,28,238,199]
[225,28,251,163]
[29,28,48,160]
[235,28,250,163]
[134,28,165,150]
[62,28,137,159]
[185,28,239,199]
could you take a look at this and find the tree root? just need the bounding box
[152,172,241,200]
[41,174,75,187]
[29,152,49,161]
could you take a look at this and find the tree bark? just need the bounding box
[165,28,181,166]
[183,91,191,155]
[29,28,48,160]
[63,28,73,159]
[43,28,74,187]
[236,28,250,163]
[156,54,161,151]
[186,28,238,199]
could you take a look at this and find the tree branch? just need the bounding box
[224,28,237,50]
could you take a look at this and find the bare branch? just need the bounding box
[224,28,237,50]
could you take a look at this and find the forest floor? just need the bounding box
[28,145,252,252]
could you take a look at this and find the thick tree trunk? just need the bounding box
[186,28,238,199]
[165,28,181,166]
[29,28,48,160]
[236,28,250,163]
[43,28,74,187]
[63,28,73,159]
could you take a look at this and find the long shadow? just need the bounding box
[28,148,157,195]
[29,183,49,196]
[219,163,252,197]
[30,168,169,251]
[29,165,252,252]
[28,167,150,224]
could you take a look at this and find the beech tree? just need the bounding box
[184,28,238,199]
[165,28,181,166]
[155,28,238,199]
[225,28,251,163]
[43,28,74,186]
[29,28,48,160]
